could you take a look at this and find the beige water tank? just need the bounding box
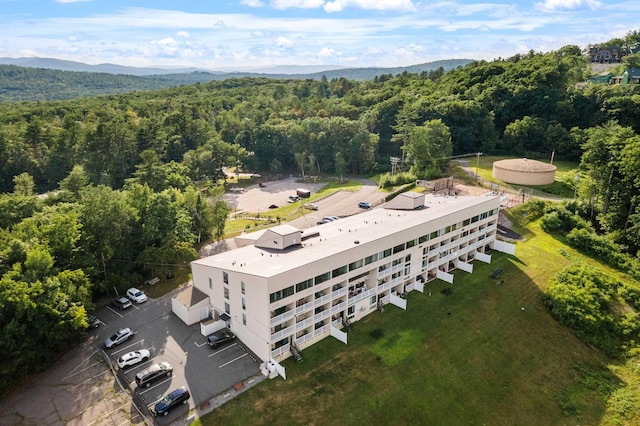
[492,158,556,185]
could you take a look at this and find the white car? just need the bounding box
[117,349,151,369]
[104,328,133,349]
[127,287,148,303]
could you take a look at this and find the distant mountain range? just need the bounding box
[0,57,474,102]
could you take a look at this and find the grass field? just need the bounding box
[195,216,633,426]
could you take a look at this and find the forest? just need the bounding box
[1,30,640,394]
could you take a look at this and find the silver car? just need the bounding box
[104,327,133,349]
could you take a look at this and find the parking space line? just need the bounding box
[74,386,102,401]
[106,306,123,317]
[194,340,207,348]
[63,360,104,380]
[71,369,110,388]
[219,353,248,368]
[208,343,237,357]
[87,401,129,426]
[109,339,144,355]
[137,377,172,395]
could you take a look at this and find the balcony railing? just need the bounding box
[295,300,313,315]
[331,301,346,313]
[271,309,295,326]
[271,344,289,358]
[332,287,347,298]
[271,324,295,341]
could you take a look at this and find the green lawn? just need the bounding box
[195,218,633,426]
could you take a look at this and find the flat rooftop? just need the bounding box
[192,194,500,278]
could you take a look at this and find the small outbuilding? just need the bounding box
[492,158,556,186]
[171,284,210,325]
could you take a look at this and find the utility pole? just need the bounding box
[475,152,482,182]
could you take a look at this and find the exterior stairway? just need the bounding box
[342,317,353,331]
[290,342,303,362]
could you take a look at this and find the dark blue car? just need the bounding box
[154,387,190,416]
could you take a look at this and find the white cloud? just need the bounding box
[176,31,190,38]
[271,0,325,10]
[534,0,602,12]
[147,37,180,57]
[275,36,294,48]
[324,0,416,13]
[318,47,338,58]
[241,0,265,6]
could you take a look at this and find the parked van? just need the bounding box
[135,362,173,388]
[296,188,311,198]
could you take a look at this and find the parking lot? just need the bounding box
[3,290,262,426]
[3,176,389,426]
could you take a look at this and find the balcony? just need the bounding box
[271,309,294,326]
[271,324,295,341]
[331,300,346,313]
[332,286,347,298]
[295,300,314,314]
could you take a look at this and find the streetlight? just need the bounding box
[475,152,482,182]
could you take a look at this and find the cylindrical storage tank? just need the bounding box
[492,158,556,185]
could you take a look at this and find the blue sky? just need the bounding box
[1,0,638,70]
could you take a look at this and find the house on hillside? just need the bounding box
[610,68,640,85]
[587,46,626,63]
[587,73,613,84]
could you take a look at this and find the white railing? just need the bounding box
[331,301,346,313]
[295,301,313,315]
[377,268,391,279]
[314,324,330,336]
[296,316,315,330]
[332,318,342,328]
[332,287,347,298]
[271,345,289,358]
[271,325,295,341]
[313,310,330,323]
[296,333,313,345]
[317,293,332,305]
[271,309,294,326]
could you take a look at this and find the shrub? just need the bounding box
[544,263,623,357]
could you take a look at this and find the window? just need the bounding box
[463,218,471,226]
[405,267,410,276]
[242,313,246,326]
[471,215,479,223]
[224,287,229,299]
[269,286,295,303]
[430,231,438,239]
[405,254,411,262]
[381,248,392,258]
[349,259,363,271]
[242,298,246,310]
[418,234,428,244]
[393,243,405,254]
[332,265,347,278]
[349,271,369,282]
[406,239,416,249]
[315,272,330,285]
[445,225,451,234]
[392,258,403,266]
[241,281,245,294]
[348,306,355,316]
[296,278,314,292]
[224,302,230,314]
[365,253,378,265]
[370,296,377,305]
[223,271,229,285]
[209,277,213,289]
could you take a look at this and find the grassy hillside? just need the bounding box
[196,217,639,425]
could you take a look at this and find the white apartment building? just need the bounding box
[189,192,514,364]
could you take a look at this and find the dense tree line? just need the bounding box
[1,30,640,392]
